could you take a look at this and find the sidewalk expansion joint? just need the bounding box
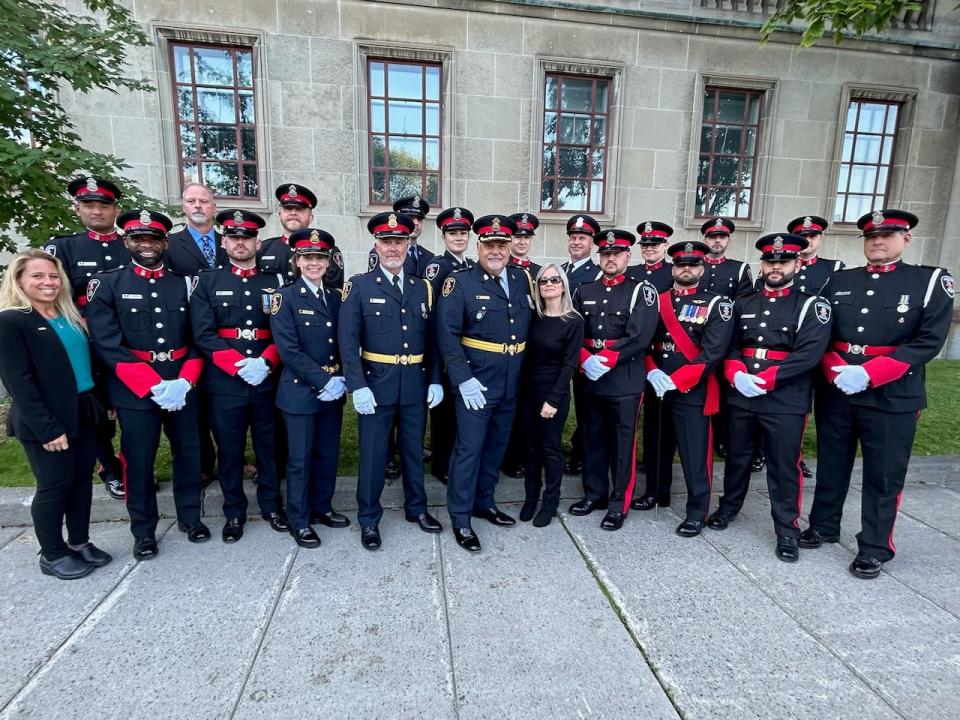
[228,544,300,720]
[0,528,25,552]
[434,534,462,720]
[558,514,687,720]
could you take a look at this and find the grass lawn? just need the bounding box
[1,360,957,488]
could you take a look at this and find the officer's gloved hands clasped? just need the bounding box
[150,380,172,408]
[156,378,191,411]
[733,371,767,398]
[582,354,611,381]
[235,357,270,386]
[831,364,870,395]
[318,376,346,402]
[426,383,444,409]
[458,378,487,411]
[352,386,377,414]
[646,369,676,398]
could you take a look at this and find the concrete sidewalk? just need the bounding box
[0,458,958,719]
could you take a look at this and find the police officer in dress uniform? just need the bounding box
[44,176,129,499]
[270,229,349,549]
[258,183,345,289]
[560,214,603,475]
[632,241,734,537]
[437,214,533,552]
[627,221,674,291]
[708,233,832,563]
[189,209,290,543]
[339,212,445,550]
[86,210,209,559]
[424,207,476,484]
[801,210,954,579]
[569,228,660,531]
[367,195,436,278]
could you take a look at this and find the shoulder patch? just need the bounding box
[86,278,100,303]
[270,292,283,315]
[815,300,832,324]
[368,254,378,271]
[43,243,57,257]
[718,300,733,322]
[941,274,955,299]
[442,276,456,298]
[333,249,344,270]
[342,280,352,301]
[425,262,440,281]
[642,284,657,307]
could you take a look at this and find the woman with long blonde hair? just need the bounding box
[0,249,112,579]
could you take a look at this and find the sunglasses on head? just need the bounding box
[538,276,562,285]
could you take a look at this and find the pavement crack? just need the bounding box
[435,534,461,720]
[558,514,686,720]
[0,528,26,552]
[227,543,300,720]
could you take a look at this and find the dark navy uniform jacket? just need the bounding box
[723,286,832,415]
[44,230,130,313]
[646,286,733,409]
[437,264,533,403]
[752,256,846,296]
[270,277,343,415]
[338,270,442,407]
[562,257,601,295]
[820,261,954,413]
[85,265,203,410]
[190,265,286,397]
[367,243,435,277]
[257,236,344,289]
[574,276,660,398]
[704,257,753,298]
[627,260,673,292]
[425,251,473,294]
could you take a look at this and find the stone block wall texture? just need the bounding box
[62,0,958,351]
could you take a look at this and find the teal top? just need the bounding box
[45,316,94,393]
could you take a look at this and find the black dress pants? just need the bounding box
[522,391,570,509]
[581,393,643,514]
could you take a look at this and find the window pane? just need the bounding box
[197,89,236,123]
[696,187,709,216]
[558,147,588,177]
[541,179,555,210]
[740,158,754,187]
[238,91,255,124]
[736,189,751,218]
[542,147,556,178]
[200,125,238,160]
[370,62,385,96]
[710,156,740,187]
[849,165,877,194]
[591,149,605,178]
[425,174,440,205]
[390,172,422,200]
[543,112,557,143]
[858,103,887,133]
[703,90,716,121]
[424,139,439,171]
[559,114,590,144]
[425,104,440,135]
[592,118,606,146]
[885,105,899,134]
[194,48,234,86]
[697,156,710,185]
[371,99,385,133]
[388,137,423,169]
[387,63,423,99]
[241,128,256,161]
[747,95,761,124]
[744,127,758,155]
[596,81,609,113]
[203,162,239,196]
[837,164,850,193]
[371,170,387,202]
[853,135,881,163]
[174,46,192,83]
[182,161,199,185]
[388,100,422,134]
[177,88,194,121]
[843,194,872,223]
[589,181,604,212]
[715,125,743,155]
[237,51,253,86]
[545,76,559,110]
[560,78,593,112]
[425,66,440,101]
[370,135,386,167]
[180,125,196,157]
[841,134,854,162]
[717,92,746,123]
[708,188,737,216]
[241,164,258,196]
[845,103,859,131]
[699,126,714,153]
[556,179,587,210]
[876,166,889,195]
[881,137,894,164]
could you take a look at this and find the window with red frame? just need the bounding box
[834,100,901,223]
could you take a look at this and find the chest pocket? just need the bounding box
[362,303,393,334]
[119,299,151,331]
[465,300,501,331]
[162,300,187,337]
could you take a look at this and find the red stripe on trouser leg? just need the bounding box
[887,490,904,553]
[621,395,644,513]
[793,413,810,528]
[118,451,128,506]
[706,421,714,492]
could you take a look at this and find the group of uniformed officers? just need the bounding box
[43,174,953,579]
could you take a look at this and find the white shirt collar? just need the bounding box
[380,265,404,286]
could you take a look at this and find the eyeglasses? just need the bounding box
[538,276,562,285]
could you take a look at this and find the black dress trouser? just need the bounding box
[581,393,643,514]
[522,391,570,509]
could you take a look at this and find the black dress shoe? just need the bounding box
[519,500,538,522]
[422,447,432,462]
[99,471,125,499]
[501,465,525,479]
[361,525,382,550]
[178,522,211,543]
[563,459,582,475]
[291,527,321,548]
[310,511,350,528]
[532,504,557,527]
[676,519,705,538]
[39,552,95,580]
[266,512,289,533]
[385,460,401,479]
[568,498,608,516]
[133,537,158,560]
[798,527,840,549]
[454,527,481,552]
[715,442,727,459]
[630,495,669,511]
[600,511,626,531]
[776,536,799,563]
[70,543,112,567]
[406,512,443,533]
[222,518,244,544]
[849,553,883,579]
[751,454,766,473]
[707,509,736,531]
[799,459,813,479]
[472,507,516,526]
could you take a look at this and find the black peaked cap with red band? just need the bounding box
[436,207,475,232]
[755,233,808,261]
[566,214,601,236]
[509,212,540,237]
[368,211,415,238]
[289,227,335,254]
[700,217,736,237]
[668,240,710,265]
[216,209,266,237]
[636,220,673,245]
[787,215,829,236]
[275,183,317,209]
[594,228,636,253]
[472,214,516,241]
[856,209,918,236]
[68,175,122,204]
[393,194,430,218]
[118,209,172,237]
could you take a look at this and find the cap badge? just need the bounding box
[310,230,320,244]
[803,216,812,228]
[872,210,885,226]
[453,207,462,220]
[645,222,653,233]
[387,213,398,229]
[521,213,529,224]
[575,216,584,229]
[139,210,151,225]
[606,231,615,244]
[412,195,421,209]
[773,236,784,251]
[684,242,693,254]
[287,185,298,198]
[233,211,244,224]
[491,217,501,231]
[85,177,98,192]
[714,218,724,228]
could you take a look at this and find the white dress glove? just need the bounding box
[150,380,173,408]
[733,371,767,398]
[458,377,487,411]
[235,357,270,386]
[318,376,346,401]
[352,386,377,415]
[426,383,444,409]
[582,354,611,381]
[647,369,677,398]
[155,378,191,411]
[831,364,870,395]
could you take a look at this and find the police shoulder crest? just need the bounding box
[270,292,283,315]
[941,273,955,299]
[718,300,733,321]
[86,278,100,302]
[333,249,344,269]
[814,300,832,324]
[642,284,657,307]
[342,280,352,301]
[425,262,440,280]
[442,276,456,298]
[43,243,57,257]
[368,254,378,271]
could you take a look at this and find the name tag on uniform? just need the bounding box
[262,255,276,260]
[121,293,143,300]
[742,313,756,319]
[582,300,596,305]
[369,298,386,304]
[475,295,490,300]
[834,291,851,296]
[78,261,98,267]
[298,309,315,315]
[692,299,705,304]
[215,291,234,296]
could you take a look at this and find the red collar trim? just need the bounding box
[229,263,258,277]
[866,261,898,273]
[799,256,818,267]
[645,260,664,270]
[672,285,697,297]
[510,256,530,268]
[132,263,165,279]
[704,255,726,265]
[762,287,790,298]
[88,230,119,242]
[280,235,289,245]
[600,273,626,287]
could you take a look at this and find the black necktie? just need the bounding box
[392,274,401,295]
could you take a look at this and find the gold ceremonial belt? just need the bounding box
[461,337,526,355]
[361,351,424,365]
[321,364,340,373]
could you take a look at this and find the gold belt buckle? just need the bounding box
[399,355,409,365]
[506,343,516,355]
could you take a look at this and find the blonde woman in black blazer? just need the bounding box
[0,249,112,579]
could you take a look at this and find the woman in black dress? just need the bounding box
[519,263,584,526]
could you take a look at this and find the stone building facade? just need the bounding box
[61,0,960,351]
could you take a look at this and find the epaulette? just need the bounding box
[100,266,125,275]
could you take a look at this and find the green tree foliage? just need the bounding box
[760,0,924,48]
[0,0,164,251]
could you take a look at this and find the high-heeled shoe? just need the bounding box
[519,499,538,522]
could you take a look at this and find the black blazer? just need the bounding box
[165,227,226,275]
[0,308,82,443]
